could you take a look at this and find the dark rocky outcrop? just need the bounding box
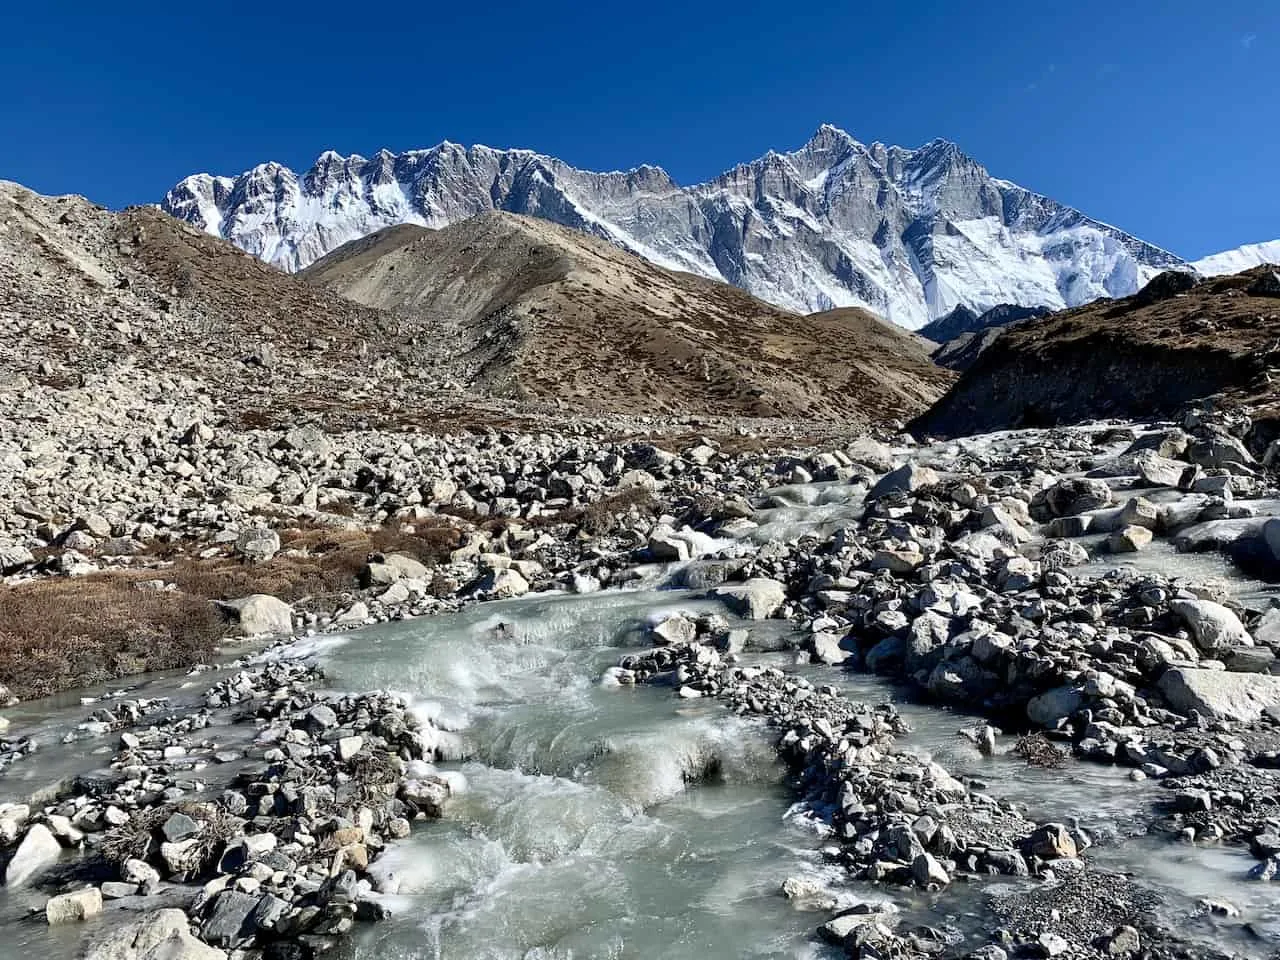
[913,265,1280,437]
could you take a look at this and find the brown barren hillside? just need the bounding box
[0,180,457,429]
[302,213,953,423]
[913,267,1280,438]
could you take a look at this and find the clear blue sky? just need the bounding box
[2,0,1275,258]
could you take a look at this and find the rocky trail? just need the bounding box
[2,397,1280,960]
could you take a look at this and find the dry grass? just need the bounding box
[0,519,466,701]
[155,520,465,603]
[101,801,244,878]
[0,577,225,700]
[559,486,658,535]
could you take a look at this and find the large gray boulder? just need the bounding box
[200,890,259,948]
[1158,669,1280,722]
[846,437,896,473]
[1032,477,1113,519]
[83,908,227,960]
[646,532,690,562]
[277,424,332,457]
[1169,599,1252,652]
[381,552,429,580]
[712,578,786,620]
[905,611,952,672]
[0,541,35,573]
[1124,428,1189,460]
[1026,685,1085,728]
[867,463,938,501]
[1119,497,1160,530]
[216,594,293,637]
[475,568,529,599]
[1088,450,1185,487]
[677,558,749,590]
[5,823,60,886]
[1173,517,1266,552]
[811,632,855,665]
[362,552,430,586]
[1109,525,1153,553]
[1254,607,1280,647]
[233,527,280,563]
[1187,434,1255,471]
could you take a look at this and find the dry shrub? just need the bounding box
[102,801,243,875]
[0,577,224,700]
[573,486,658,535]
[100,805,169,865]
[1012,732,1069,769]
[161,520,464,604]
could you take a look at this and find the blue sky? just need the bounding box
[2,0,1275,258]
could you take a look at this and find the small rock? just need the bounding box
[46,887,103,925]
[234,527,280,563]
[162,811,201,843]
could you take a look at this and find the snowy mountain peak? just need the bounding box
[160,127,1191,328]
[1192,239,1280,277]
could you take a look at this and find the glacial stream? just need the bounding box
[3,444,1280,958]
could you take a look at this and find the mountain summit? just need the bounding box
[163,125,1187,328]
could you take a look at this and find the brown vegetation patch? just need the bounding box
[558,486,659,536]
[158,520,466,604]
[0,577,225,700]
[0,519,468,702]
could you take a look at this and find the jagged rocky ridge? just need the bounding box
[163,125,1189,329]
[919,303,1052,345]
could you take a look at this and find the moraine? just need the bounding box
[2,416,1280,959]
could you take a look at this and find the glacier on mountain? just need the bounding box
[1192,239,1280,277]
[162,125,1188,329]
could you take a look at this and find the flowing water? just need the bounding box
[3,438,1279,958]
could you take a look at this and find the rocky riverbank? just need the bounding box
[0,650,461,958]
[0,357,859,701]
[606,404,1280,956]
[3,404,1280,959]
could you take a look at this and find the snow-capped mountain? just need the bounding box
[1192,239,1280,277]
[162,125,1188,329]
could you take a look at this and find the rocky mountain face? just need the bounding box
[162,126,1188,329]
[919,302,1051,345]
[301,212,953,422]
[920,303,1054,372]
[913,266,1280,438]
[0,179,462,436]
